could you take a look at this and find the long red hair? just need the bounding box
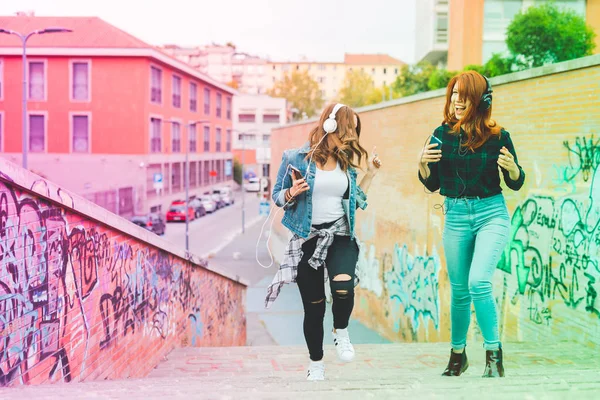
[443,71,501,151]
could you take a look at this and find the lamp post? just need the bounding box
[0,27,72,169]
[165,119,209,253]
[232,129,259,234]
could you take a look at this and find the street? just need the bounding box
[162,191,263,257]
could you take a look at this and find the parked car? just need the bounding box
[188,197,207,218]
[166,201,195,222]
[199,195,217,213]
[245,177,260,192]
[206,191,225,209]
[130,213,166,235]
[214,187,234,206]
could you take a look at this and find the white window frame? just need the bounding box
[172,74,182,108]
[69,111,92,153]
[27,59,48,101]
[0,111,4,152]
[69,59,92,102]
[188,120,198,153]
[149,113,163,153]
[27,111,49,153]
[149,64,163,105]
[171,118,182,153]
[0,58,4,101]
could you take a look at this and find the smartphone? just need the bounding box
[430,135,443,149]
[289,165,302,180]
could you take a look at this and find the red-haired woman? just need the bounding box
[418,71,525,378]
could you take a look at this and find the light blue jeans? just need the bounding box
[442,194,510,351]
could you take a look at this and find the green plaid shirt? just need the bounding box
[418,124,525,197]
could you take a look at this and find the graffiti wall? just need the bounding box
[270,55,600,347]
[0,164,246,387]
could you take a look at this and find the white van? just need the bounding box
[245,177,260,192]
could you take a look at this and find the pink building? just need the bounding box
[0,16,235,216]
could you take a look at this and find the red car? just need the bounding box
[166,201,195,222]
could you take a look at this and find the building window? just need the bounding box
[262,114,280,123]
[28,61,45,100]
[29,114,45,152]
[204,88,210,114]
[190,82,197,111]
[318,77,325,83]
[238,113,256,123]
[172,162,182,192]
[150,117,161,153]
[203,160,210,185]
[216,93,222,117]
[383,68,387,74]
[72,61,90,101]
[190,161,197,187]
[318,64,326,71]
[226,129,231,152]
[203,125,210,151]
[226,97,232,120]
[371,68,376,74]
[151,66,162,103]
[172,122,181,152]
[189,123,197,152]
[72,114,90,152]
[262,134,270,145]
[216,127,222,151]
[394,68,399,74]
[0,59,3,100]
[172,75,181,108]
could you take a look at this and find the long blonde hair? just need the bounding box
[306,104,368,171]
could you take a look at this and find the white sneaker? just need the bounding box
[306,360,325,381]
[332,328,355,362]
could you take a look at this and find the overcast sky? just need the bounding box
[0,0,418,63]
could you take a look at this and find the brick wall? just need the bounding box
[270,54,600,347]
[0,159,246,386]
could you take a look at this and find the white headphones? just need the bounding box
[322,103,346,133]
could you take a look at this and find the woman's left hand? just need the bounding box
[367,146,382,176]
[498,147,520,178]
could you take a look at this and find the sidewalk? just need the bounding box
[208,210,390,347]
[4,342,598,399]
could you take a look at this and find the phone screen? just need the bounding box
[431,136,442,149]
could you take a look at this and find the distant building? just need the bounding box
[232,95,287,179]
[0,16,235,217]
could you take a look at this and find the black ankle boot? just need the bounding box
[441,349,469,376]
[482,348,505,377]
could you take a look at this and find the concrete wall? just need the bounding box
[270,54,600,347]
[0,158,246,386]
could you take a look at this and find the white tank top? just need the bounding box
[311,162,348,225]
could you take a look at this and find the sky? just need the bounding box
[0,0,418,64]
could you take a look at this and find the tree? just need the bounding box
[226,80,239,89]
[506,3,596,68]
[233,159,242,185]
[338,70,377,107]
[392,61,436,97]
[428,68,457,90]
[268,70,324,120]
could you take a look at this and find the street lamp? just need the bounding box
[232,129,259,234]
[0,27,72,169]
[165,119,209,253]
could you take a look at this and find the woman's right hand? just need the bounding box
[419,137,442,166]
[289,173,310,198]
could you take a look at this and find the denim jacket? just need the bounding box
[272,142,368,239]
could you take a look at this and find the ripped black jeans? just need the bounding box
[296,228,359,362]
